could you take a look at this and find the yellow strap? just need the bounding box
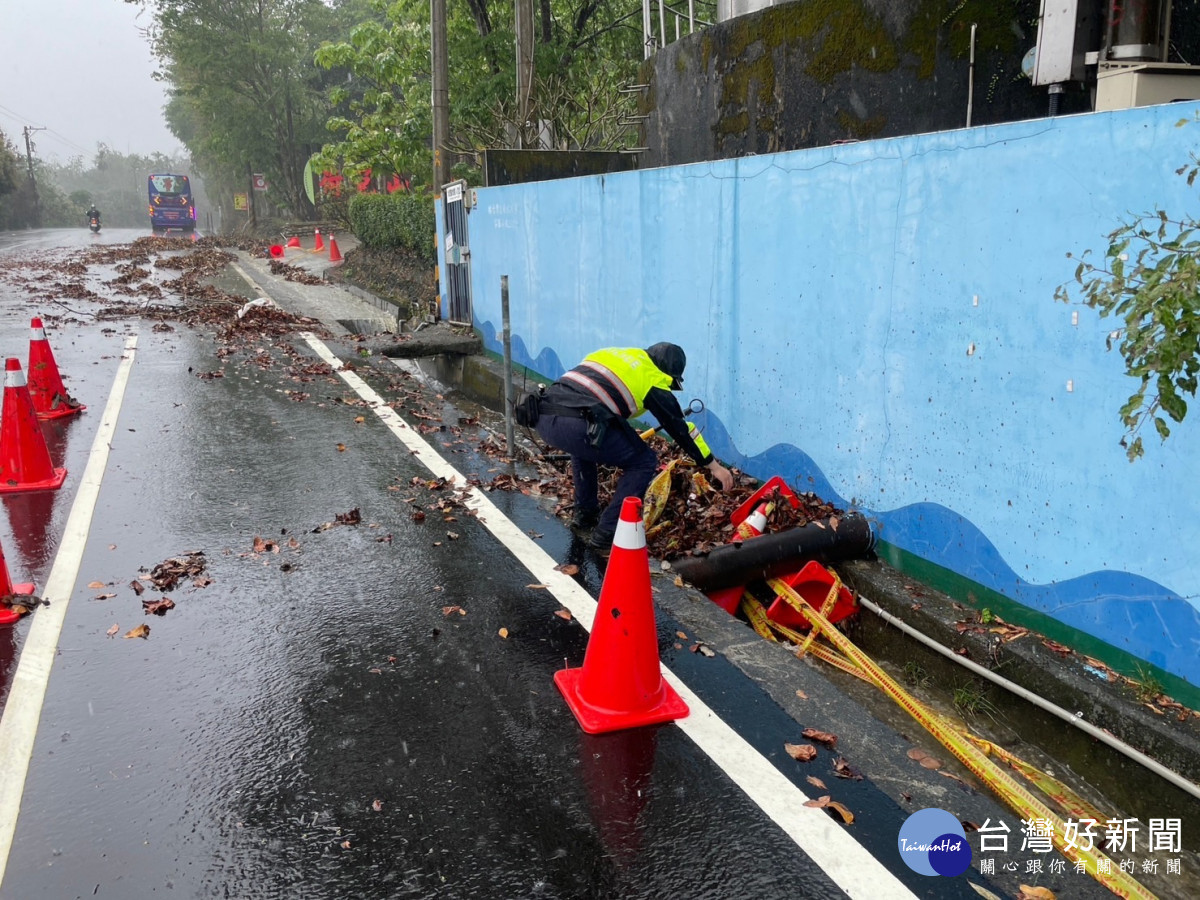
[766,575,1157,900]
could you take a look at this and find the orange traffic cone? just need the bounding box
[0,358,68,494]
[313,228,325,252]
[555,496,689,733]
[286,236,301,248]
[765,560,858,631]
[269,244,285,259]
[328,235,343,264]
[0,536,36,624]
[707,501,771,614]
[27,318,85,420]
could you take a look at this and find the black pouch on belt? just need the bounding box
[513,391,542,427]
[584,405,612,447]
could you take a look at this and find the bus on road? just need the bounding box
[148,174,196,233]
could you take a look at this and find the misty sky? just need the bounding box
[0,0,180,163]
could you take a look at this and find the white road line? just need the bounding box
[303,333,917,900]
[0,335,139,888]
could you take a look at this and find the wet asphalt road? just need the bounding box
[0,228,997,900]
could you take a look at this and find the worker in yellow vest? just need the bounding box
[535,343,734,555]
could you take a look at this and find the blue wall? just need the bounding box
[441,104,1200,687]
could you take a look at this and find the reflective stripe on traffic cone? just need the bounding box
[0,359,67,494]
[554,496,689,733]
[706,502,770,614]
[0,536,35,624]
[328,235,342,264]
[27,318,85,420]
[313,228,324,252]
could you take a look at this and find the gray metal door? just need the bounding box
[442,180,472,326]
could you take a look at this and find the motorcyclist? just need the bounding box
[86,204,101,224]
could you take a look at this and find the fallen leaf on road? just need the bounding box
[1017,887,1056,900]
[88,581,106,589]
[554,609,573,621]
[553,563,579,576]
[690,642,715,657]
[93,592,116,600]
[130,580,145,596]
[826,800,854,824]
[441,606,466,617]
[526,584,549,590]
[920,756,944,769]
[806,776,827,790]
[142,597,175,616]
[355,416,365,424]
[498,627,509,639]
[802,727,838,748]
[796,689,808,700]
[372,799,383,811]
[803,795,830,808]
[784,743,818,761]
[906,748,928,761]
[124,624,150,639]
[832,757,863,780]
[336,443,347,452]
[106,624,119,638]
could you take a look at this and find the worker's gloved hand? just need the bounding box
[707,460,734,491]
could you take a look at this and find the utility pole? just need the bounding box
[431,0,450,193]
[246,163,257,231]
[515,0,535,148]
[22,126,44,227]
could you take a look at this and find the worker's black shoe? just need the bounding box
[587,528,615,557]
[570,508,600,533]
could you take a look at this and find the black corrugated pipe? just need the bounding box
[1048,82,1065,116]
[666,513,876,592]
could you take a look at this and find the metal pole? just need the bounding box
[689,0,694,33]
[502,276,516,455]
[431,0,450,191]
[966,23,976,127]
[658,0,666,51]
[642,0,653,59]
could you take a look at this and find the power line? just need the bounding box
[0,102,91,156]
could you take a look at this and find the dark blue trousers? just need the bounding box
[536,414,659,538]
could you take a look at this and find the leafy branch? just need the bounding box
[1055,126,1200,461]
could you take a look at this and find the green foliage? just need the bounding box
[313,0,643,186]
[144,0,340,221]
[1055,118,1200,461]
[348,191,435,261]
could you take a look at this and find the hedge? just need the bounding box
[348,192,436,262]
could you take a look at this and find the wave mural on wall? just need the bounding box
[481,321,1200,687]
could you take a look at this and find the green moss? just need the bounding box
[905,0,1027,80]
[836,108,886,138]
[676,48,689,75]
[717,111,750,135]
[714,0,901,140]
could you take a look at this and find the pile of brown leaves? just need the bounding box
[524,436,844,559]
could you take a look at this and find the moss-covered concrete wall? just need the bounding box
[640,0,1199,167]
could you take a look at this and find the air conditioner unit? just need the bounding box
[1095,61,1200,110]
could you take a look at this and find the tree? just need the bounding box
[1056,120,1200,461]
[313,0,643,186]
[133,0,339,221]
